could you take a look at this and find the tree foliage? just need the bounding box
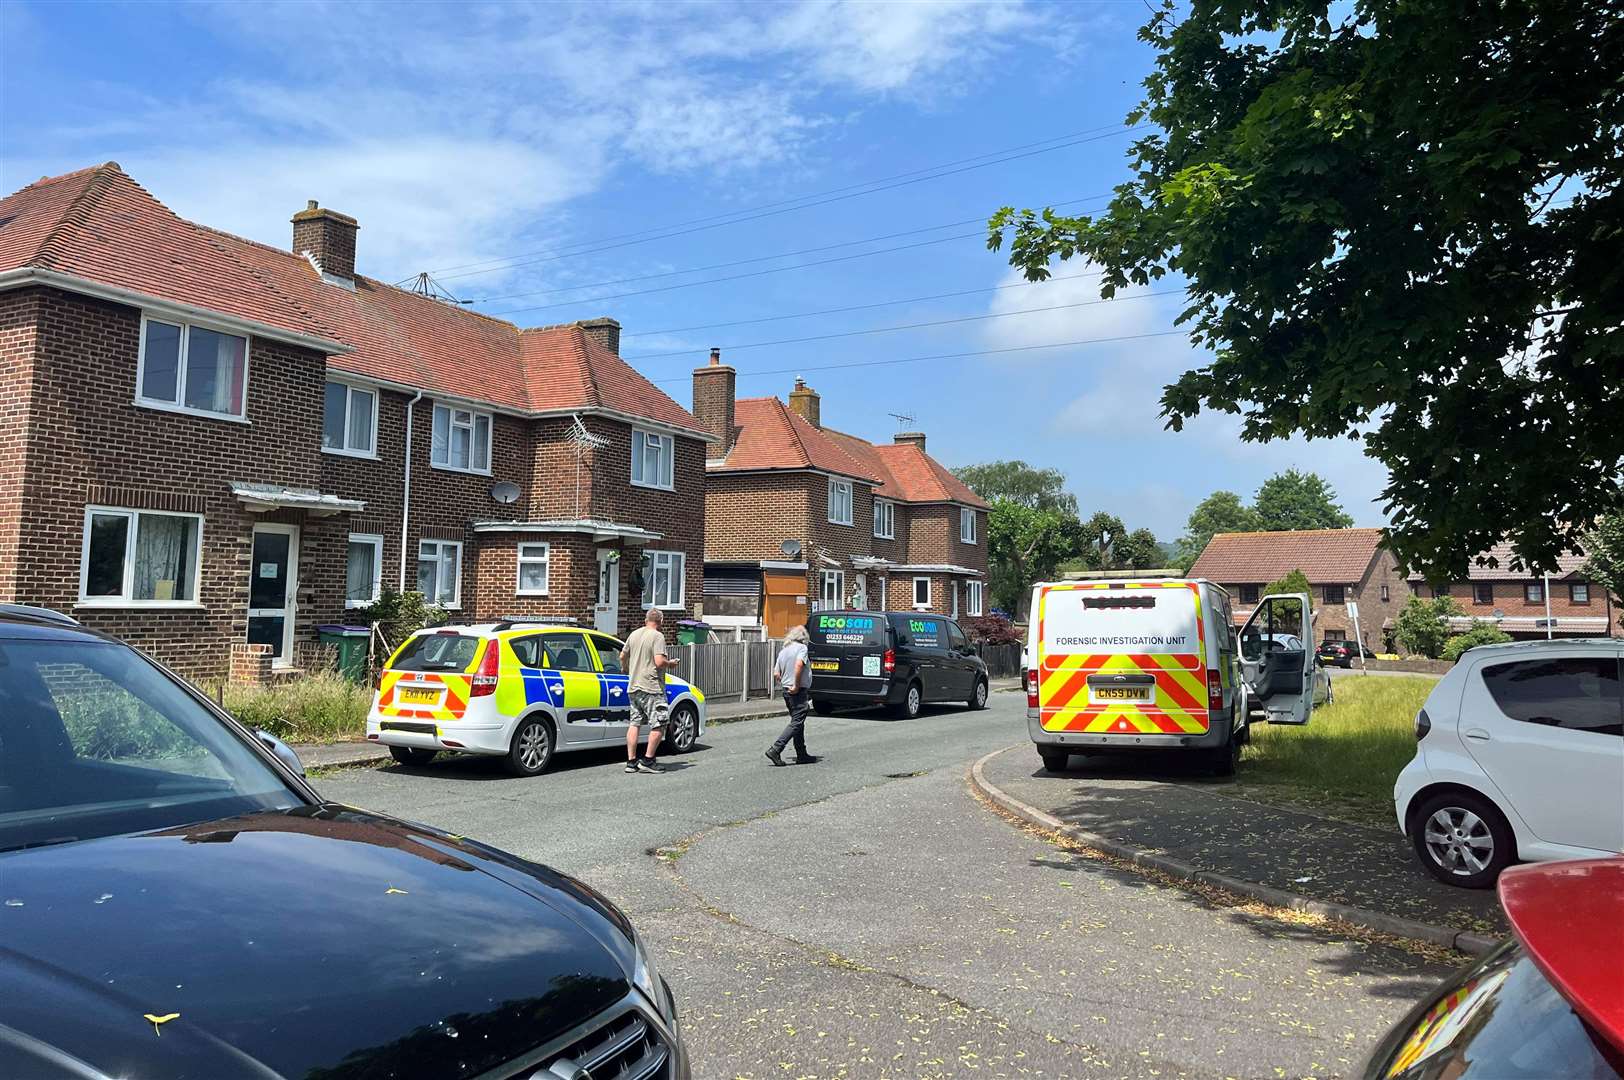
[1262,568,1313,625]
[1443,622,1514,662]
[1175,489,1260,569]
[985,499,1084,618]
[955,460,1077,513]
[1583,512,1624,630]
[989,0,1624,577]
[1394,595,1464,659]
[1253,470,1354,532]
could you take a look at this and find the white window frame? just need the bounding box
[819,570,845,611]
[516,541,551,596]
[967,580,984,617]
[641,549,686,609]
[323,381,379,458]
[77,505,205,608]
[873,498,895,540]
[345,533,384,608]
[828,478,853,526]
[417,539,464,608]
[959,507,977,544]
[913,576,932,610]
[430,402,492,475]
[134,314,251,423]
[878,576,889,612]
[951,580,960,619]
[630,427,676,491]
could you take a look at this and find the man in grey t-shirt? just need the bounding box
[766,624,818,767]
[621,608,679,774]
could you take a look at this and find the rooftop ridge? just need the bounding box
[16,162,113,193]
[1212,527,1383,538]
[34,163,115,271]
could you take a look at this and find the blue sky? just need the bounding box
[1,0,1387,539]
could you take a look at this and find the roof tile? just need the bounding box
[1189,528,1385,584]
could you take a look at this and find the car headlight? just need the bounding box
[629,928,663,1010]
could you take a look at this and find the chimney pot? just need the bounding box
[709,347,721,365]
[692,351,737,457]
[306,199,318,210]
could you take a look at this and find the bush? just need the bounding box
[1443,622,1513,661]
[222,670,372,744]
[963,613,1022,644]
[1394,594,1463,658]
[348,586,443,666]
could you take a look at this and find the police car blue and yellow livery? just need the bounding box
[368,623,706,776]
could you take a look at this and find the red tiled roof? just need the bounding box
[1189,528,1385,584]
[1406,542,1592,582]
[715,398,880,480]
[873,443,988,508]
[0,163,703,433]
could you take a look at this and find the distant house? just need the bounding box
[1188,528,1403,648]
[692,357,988,636]
[1407,543,1618,639]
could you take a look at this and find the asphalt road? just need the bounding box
[318,694,1451,1079]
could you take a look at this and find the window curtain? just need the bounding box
[347,542,376,602]
[184,328,245,414]
[133,515,193,601]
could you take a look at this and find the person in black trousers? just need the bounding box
[766,625,818,766]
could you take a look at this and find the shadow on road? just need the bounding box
[380,741,715,781]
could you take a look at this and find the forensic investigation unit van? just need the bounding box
[1024,576,1316,775]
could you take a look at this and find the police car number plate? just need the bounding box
[811,660,839,672]
[1092,686,1151,702]
[399,687,441,705]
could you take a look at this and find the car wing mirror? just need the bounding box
[255,728,306,778]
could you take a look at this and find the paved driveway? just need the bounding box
[318,693,1449,1078]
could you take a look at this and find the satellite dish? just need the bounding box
[780,539,802,558]
[490,481,521,505]
[1492,608,1505,620]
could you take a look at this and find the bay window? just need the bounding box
[137,316,248,419]
[631,428,675,490]
[80,506,203,605]
[417,540,463,607]
[431,403,491,473]
[516,542,550,595]
[324,382,378,456]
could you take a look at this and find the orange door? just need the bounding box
[762,570,808,638]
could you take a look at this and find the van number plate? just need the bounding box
[399,687,442,705]
[862,655,882,676]
[1093,686,1151,702]
[811,660,840,672]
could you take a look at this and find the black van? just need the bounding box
[805,610,990,718]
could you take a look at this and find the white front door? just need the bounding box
[248,524,299,666]
[595,550,620,634]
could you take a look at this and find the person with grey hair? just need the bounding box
[766,623,818,766]
[620,607,679,774]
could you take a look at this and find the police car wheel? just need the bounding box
[389,746,436,767]
[506,717,554,777]
[665,704,698,753]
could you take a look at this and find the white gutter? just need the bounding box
[398,389,424,591]
[0,267,351,355]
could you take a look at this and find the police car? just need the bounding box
[368,621,706,776]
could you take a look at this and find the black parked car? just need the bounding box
[1317,638,1376,667]
[0,605,687,1079]
[805,610,989,718]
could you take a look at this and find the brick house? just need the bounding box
[1188,528,1403,649]
[0,163,710,681]
[691,356,988,635]
[1407,543,1619,639]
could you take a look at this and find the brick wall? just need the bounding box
[903,504,988,575]
[0,288,39,596]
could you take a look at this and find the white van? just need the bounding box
[1025,578,1315,775]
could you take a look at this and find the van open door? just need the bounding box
[1238,593,1315,725]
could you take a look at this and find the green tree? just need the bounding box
[1261,568,1313,627]
[1077,511,1127,570]
[1253,470,1355,532]
[1394,596,1464,659]
[1115,527,1166,570]
[1443,622,1514,661]
[986,499,1084,619]
[1175,489,1260,570]
[1583,512,1624,631]
[955,460,1077,513]
[989,0,1624,578]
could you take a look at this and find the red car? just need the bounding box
[1360,858,1623,1078]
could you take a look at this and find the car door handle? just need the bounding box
[1463,727,1492,742]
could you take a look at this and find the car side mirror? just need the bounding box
[255,728,305,778]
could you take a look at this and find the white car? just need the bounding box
[1394,639,1623,887]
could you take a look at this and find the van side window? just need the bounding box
[1481,658,1622,736]
[947,623,968,652]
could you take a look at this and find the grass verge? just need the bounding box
[218,670,372,744]
[1237,675,1436,828]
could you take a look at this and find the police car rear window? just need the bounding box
[809,613,886,647]
[393,633,479,672]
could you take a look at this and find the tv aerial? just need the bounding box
[888,412,916,432]
[567,414,611,517]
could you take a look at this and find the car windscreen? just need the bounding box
[0,638,300,852]
[391,632,480,672]
[809,613,887,648]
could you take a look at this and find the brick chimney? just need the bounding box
[577,317,621,355]
[291,200,358,283]
[692,347,736,456]
[787,376,821,429]
[894,431,926,452]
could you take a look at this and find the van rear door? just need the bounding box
[1238,593,1315,724]
[1035,582,1211,736]
[807,612,891,696]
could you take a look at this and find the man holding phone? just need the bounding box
[621,607,679,774]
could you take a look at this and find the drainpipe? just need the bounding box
[399,390,424,591]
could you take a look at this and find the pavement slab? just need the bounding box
[981,745,1505,936]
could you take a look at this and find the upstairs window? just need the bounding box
[1323,584,1346,605]
[1474,582,1494,605]
[323,382,377,456]
[873,499,895,539]
[138,316,248,419]
[960,507,977,544]
[1525,582,1545,603]
[1379,584,1390,602]
[1433,584,1452,599]
[1238,584,1259,605]
[1570,582,1591,604]
[828,479,853,526]
[431,403,491,473]
[631,428,675,490]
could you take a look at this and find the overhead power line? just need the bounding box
[469,194,1110,305]
[622,290,1178,361]
[431,123,1143,281]
[650,329,1190,385]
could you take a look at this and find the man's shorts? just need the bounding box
[629,690,670,729]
